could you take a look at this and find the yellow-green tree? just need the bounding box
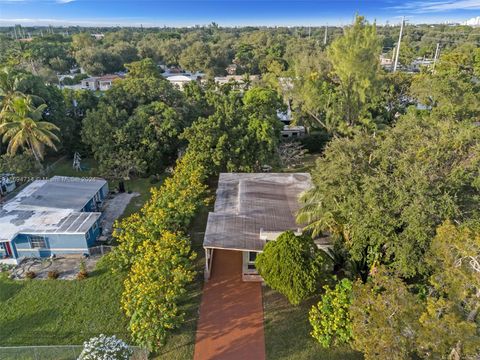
[122,231,196,349]
[111,151,208,270]
[327,15,382,133]
[417,221,480,359]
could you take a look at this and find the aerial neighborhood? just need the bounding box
[0,2,479,360]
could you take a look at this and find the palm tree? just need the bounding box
[0,67,26,114]
[0,96,60,162]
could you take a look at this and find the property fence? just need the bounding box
[0,345,148,360]
[89,245,114,256]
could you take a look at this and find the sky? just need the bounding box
[0,0,479,27]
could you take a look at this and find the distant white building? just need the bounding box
[462,16,480,27]
[80,74,124,91]
[213,75,260,86]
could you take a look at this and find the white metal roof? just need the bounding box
[0,177,104,242]
[203,173,311,252]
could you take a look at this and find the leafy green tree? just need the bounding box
[410,43,480,122]
[255,231,331,305]
[0,152,41,175]
[0,67,27,113]
[350,268,421,360]
[309,278,353,348]
[0,96,59,162]
[417,221,480,359]
[75,47,123,75]
[82,60,186,177]
[182,86,282,175]
[298,111,480,278]
[327,15,382,133]
[179,41,212,73]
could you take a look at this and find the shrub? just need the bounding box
[255,231,332,305]
[78,334,133,360]
[77,260,88,280]
[47,270,59,280]
[25,271,36,279]
[309,278,353,348]
[299,131,331,153]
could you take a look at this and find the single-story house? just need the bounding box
[0,176,108,265]
[212,75,260,87]
[203,173,316,282]
[281,125,306,139]
[80,74,123,91]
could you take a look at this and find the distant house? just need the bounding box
[213,75,260,87]
[165,74,199,90]
[203,173,319,282]
[80,74,123,91]
[380,54,393,68]
[0,176,108,265]
[278,109,305,138]
[80,77,99,90]
[162,70,204,90]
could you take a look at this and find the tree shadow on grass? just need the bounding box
[0,277,24,302]
[0,309,59,346]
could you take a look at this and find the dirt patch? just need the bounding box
[10,255,100,280]
[101,192,139,236]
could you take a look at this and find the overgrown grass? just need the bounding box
[263,287,363,360]
[0,264,129,346]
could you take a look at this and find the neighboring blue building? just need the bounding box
[0,176,108,265]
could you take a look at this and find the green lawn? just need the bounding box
[0,204,210,359]
[0,264,129,346]
[263,287,363,360]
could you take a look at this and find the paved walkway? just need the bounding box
[194,249,266,360]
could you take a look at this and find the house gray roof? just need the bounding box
[203,173,311,252]
[20,176,107,211]
[0,177,105,242]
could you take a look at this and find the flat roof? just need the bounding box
[203,173,311,252]
[0,176,105,242]
[20,176,106,211]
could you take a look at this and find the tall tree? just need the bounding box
[298,111,480,278]
[0,96,59,162]
[327,15,382,133]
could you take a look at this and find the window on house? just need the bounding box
[92,222,98,232]
[30,236,47,249]
[248,251,257,263]
[86,232,91,241]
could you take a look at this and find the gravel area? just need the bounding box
[100,192,139,237]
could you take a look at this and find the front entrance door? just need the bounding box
[2,242,13,257]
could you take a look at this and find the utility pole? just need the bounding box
[323,25,328,45]
[432,43,440,72]
[13,26,18,40]
[393,16,405,72]
[308,26,311,38]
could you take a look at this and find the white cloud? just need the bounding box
[56,0,75,3]
[392,0,480,13]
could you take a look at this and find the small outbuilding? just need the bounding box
[203,173,312,281]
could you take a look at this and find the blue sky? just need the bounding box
[0,0,479,27]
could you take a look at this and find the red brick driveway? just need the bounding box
[194,249,266,360]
